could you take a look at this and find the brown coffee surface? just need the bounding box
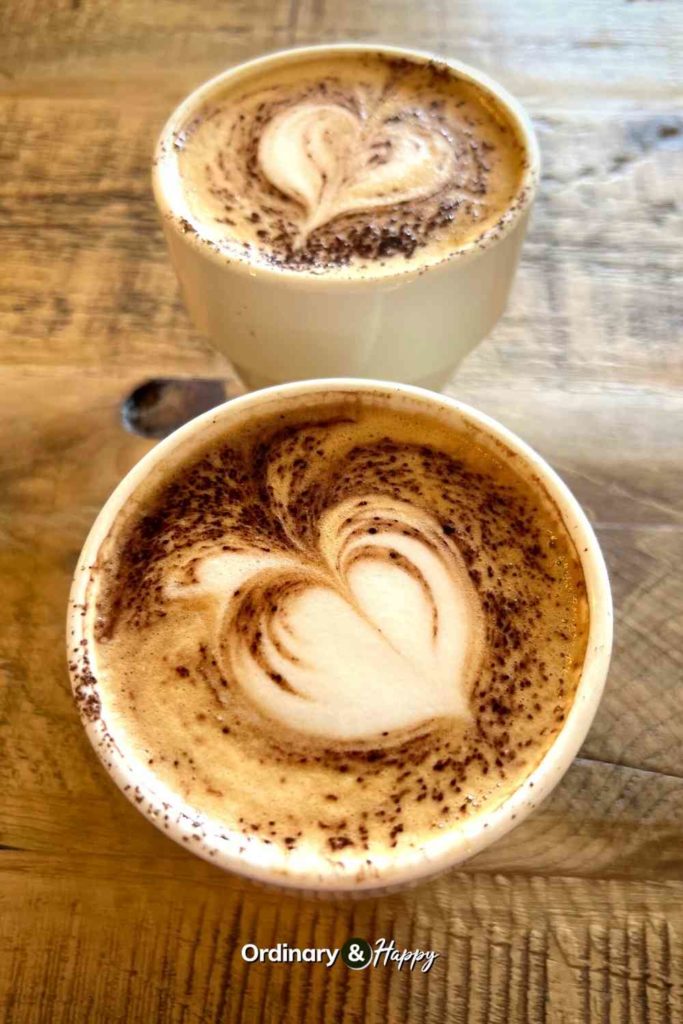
[172,52,528,276]
[77,391,589,871]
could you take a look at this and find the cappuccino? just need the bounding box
[173,51,528,276]
[73,389,589,876]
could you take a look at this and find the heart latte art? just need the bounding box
[171,495,483,740]
[173,53,528,274]
[75,393,589,871]
[257,101,459,246]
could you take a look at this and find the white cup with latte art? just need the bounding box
[67,381,612,893]
[152,44,540,390]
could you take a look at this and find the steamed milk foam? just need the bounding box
[173,52,527,275]
[77,390,589,873]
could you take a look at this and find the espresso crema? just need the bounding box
[72,391,588,875]
[171,52,528,275]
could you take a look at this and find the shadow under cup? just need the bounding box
[152,44,541,391]
[67,380,612,894]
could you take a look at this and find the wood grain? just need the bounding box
[1,863,682,1024]
[1,0,682,1020]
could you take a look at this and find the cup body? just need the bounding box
[67,379,612,894]
[153,45,540,390]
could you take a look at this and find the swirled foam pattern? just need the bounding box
[81,393,589,870]
[172,54,528,274]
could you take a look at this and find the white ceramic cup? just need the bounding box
[152,44,540,391]
[67,380,612,894]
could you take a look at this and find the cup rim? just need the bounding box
[152,42,541,288]
[67,379,612,892]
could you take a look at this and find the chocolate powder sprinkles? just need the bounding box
[79,394,589,863]
[173,52,528,274]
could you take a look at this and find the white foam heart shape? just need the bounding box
[168,497,484,741]
[257,101,457,241]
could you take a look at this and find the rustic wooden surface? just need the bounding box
[1,1,682,1021]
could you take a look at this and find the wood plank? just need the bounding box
[1,0,680,105]
[1,865,681,1023]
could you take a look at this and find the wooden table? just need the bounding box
[1,1,681,1020]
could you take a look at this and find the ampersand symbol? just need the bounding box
[341,937,372,969]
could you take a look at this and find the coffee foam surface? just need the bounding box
[79,393,588,871]
[172,53,528,276]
